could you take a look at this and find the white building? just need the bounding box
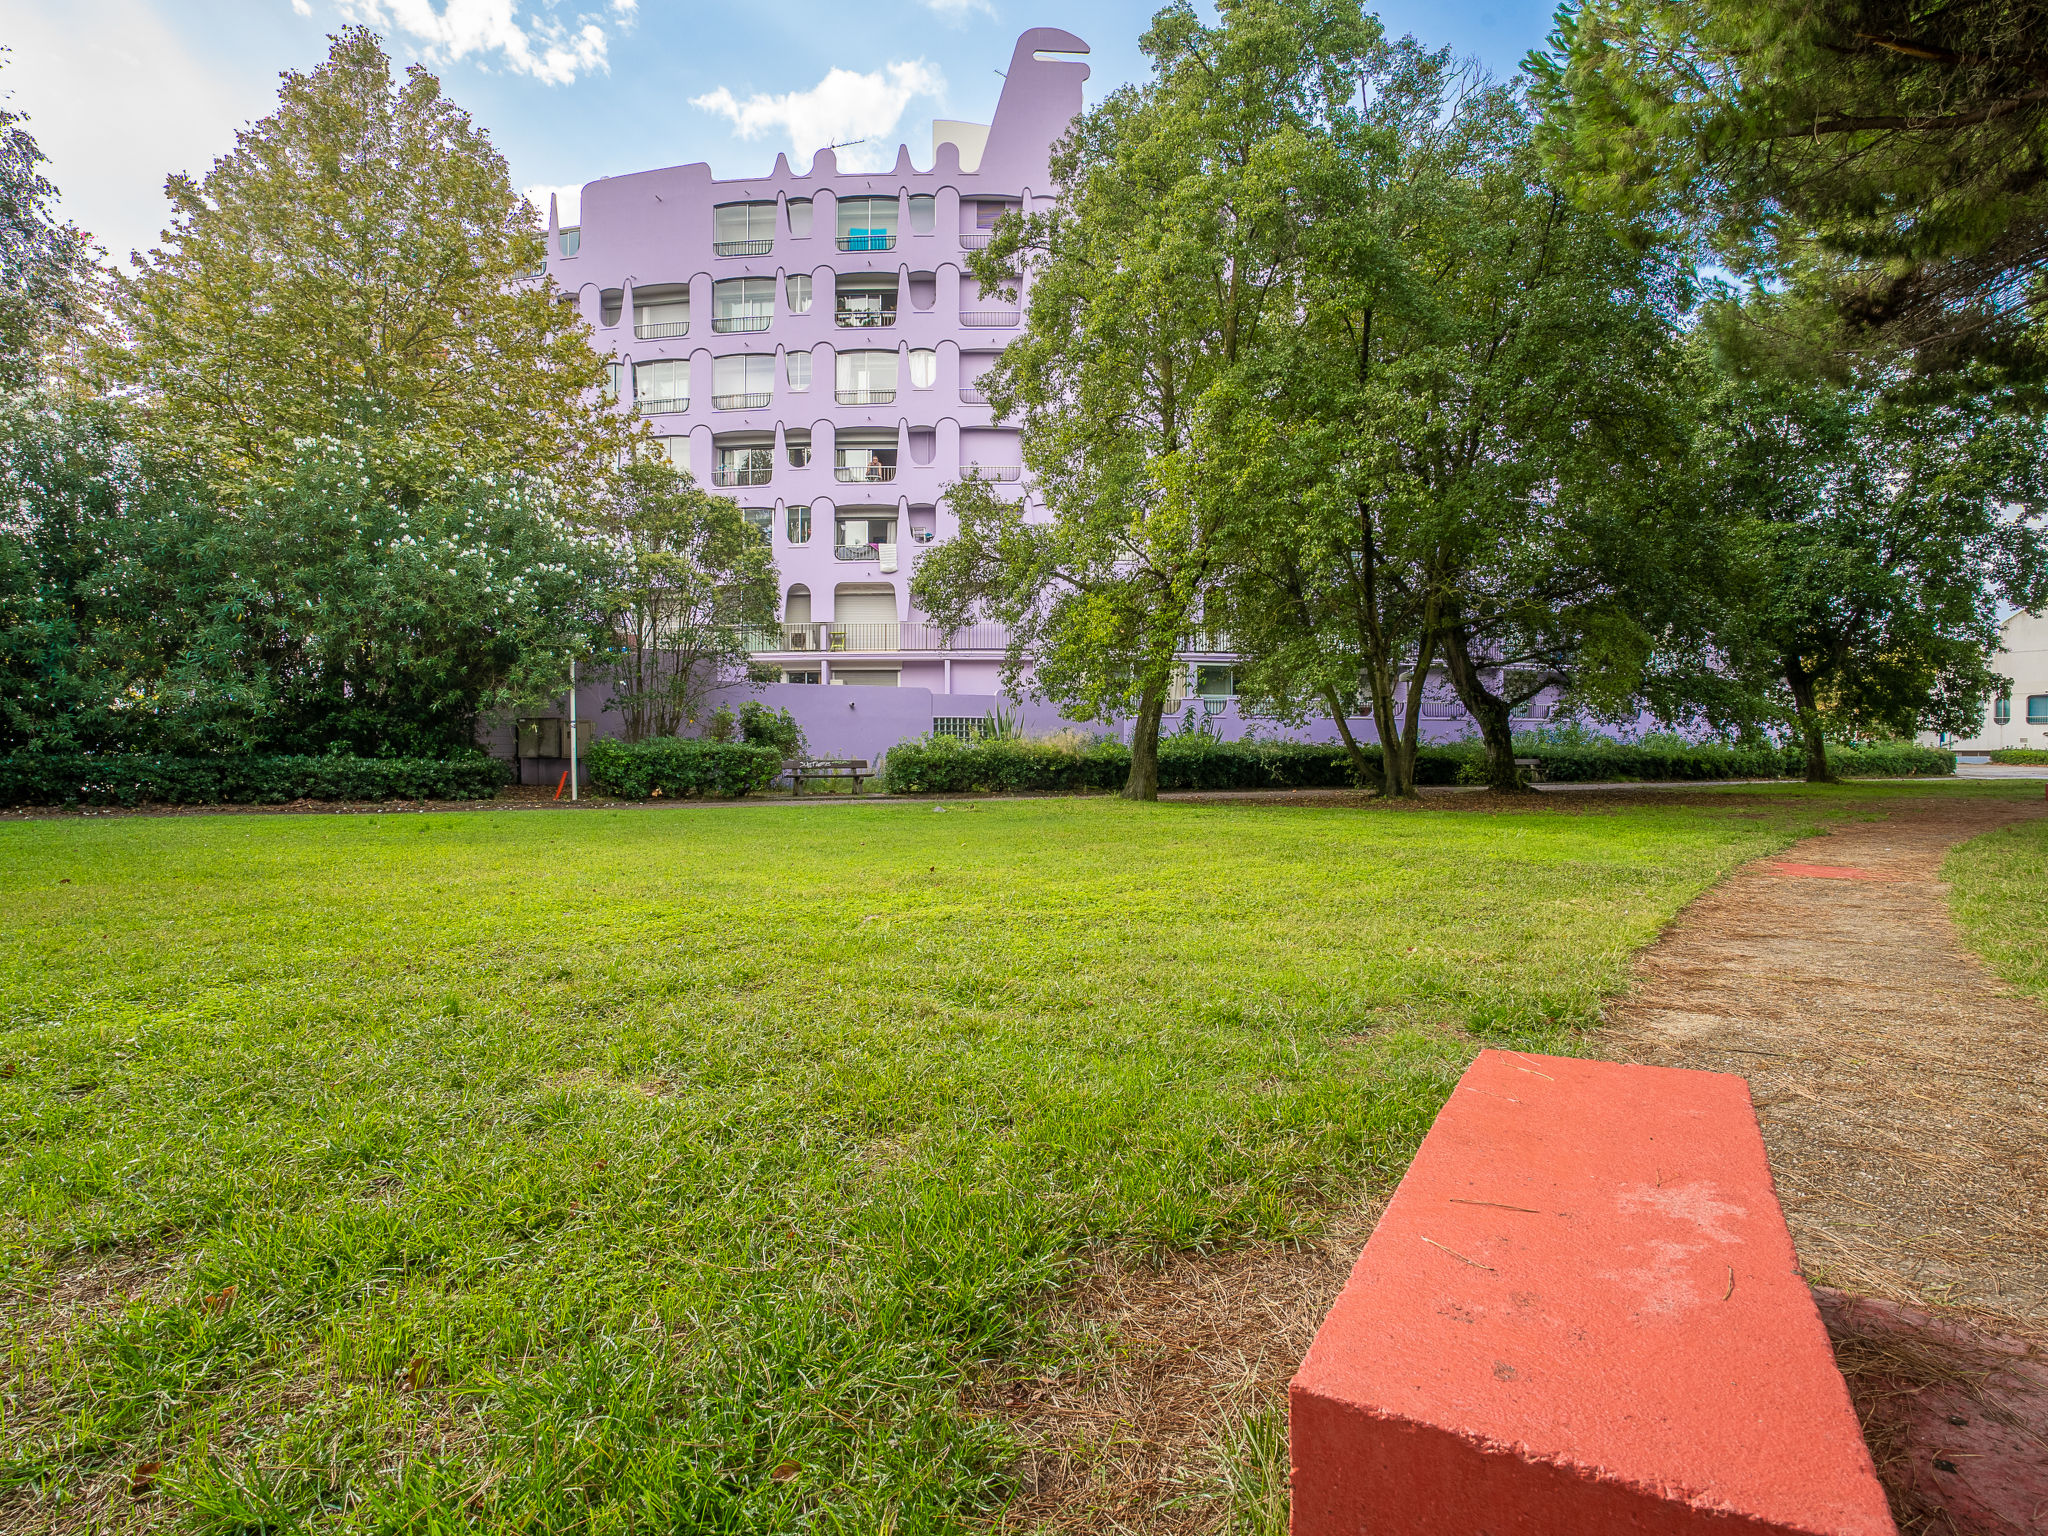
[1928,610,2048,752]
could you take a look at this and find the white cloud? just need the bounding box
[333,0,634,86]
[292,0,313,13]
[922,0,995,23]
[523,182,581,226]
[691,60,946,173]
[0,0,280,261]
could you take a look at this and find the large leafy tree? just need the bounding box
[1210,47,1697,793]
[1698,370,2048,779]
[596,460,779,742]
[1533,0,2048,378]
[0,57,92,391]
[99,27,625,501]
[914,0,1382,800]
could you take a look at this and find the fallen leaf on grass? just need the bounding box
[200,1284,236,1313]
[131,1461,162,1495]
[770,1460,800,1482]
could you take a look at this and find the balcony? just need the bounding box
[959,231,994,250]
[713,238,773,257]
[835,543,881,562]
[713,464,773,487]
[959,385,989,403]
[634,320,690,339]
[835,388,896,406]
[836,232,896,252]
[636,395,688,415]
[961,311,1020,328]
[743,621,1010,654]
[835,305,897,329]
[835,462,898,483]
[964,463,1021,482]
[711,392,771,411]
[711,311,772,334]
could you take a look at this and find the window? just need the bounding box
[974,201,1008,229]
[1195,665,1236,698]
[713,442,774,486]
[786,350,812,392]
[599,289,623,326]
[908,194,935,234]
[932,717,982,741]
[787,504,812,543]
[908,349,937,389]
[1995,695,2012,724]
[835,349,898,404]
[785,429,811,467]
[835,437,898,483]
[634,296,690,339]
[713,202,775,255]
[604,361,623,403]
[836,513,897,548]
[787,273,813,313]
[711,354,774,409]
[741,506,773,541]
[837,195,898,251]
[835,274,897,328]
[712,276,774,333]
[787,198,813,237]
[784,669,820,684]
[559,227,581,255]
[646,437,687,468]
[634,359,688,414]
[2029,694,2048,724]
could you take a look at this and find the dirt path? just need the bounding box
[1601,792,2048,1334]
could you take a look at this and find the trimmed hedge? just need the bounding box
[1989,748,2048,766]
[1521,741,1954,783]
[0,753,514,808]
[881,736,1472,794]
[584,737,783,799]
[882,734,1955,795]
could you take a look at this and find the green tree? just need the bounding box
[596,460,780,742]
[100,27,624,500]
[913,0,1382,800]
[1533,0,2048,377]
[0,58,92,391]
[1701,371,2048,780]
[1211,48,1696,794]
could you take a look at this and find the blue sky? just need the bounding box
[0,0,1561,263]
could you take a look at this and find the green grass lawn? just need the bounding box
[0,789,1894,1532]
[1946,815,2048,1005]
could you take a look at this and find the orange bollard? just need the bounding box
[553,770,568,801]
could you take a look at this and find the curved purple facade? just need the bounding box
[544,30,1092,701]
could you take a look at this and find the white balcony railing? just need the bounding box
[959,385,989,403]
[743,621,1011,654]
[835,388,896,406]
[637,395,688,415]
[960,311,1020,328]
[835,462,898,483]
[711,392,771,411]
[713,239,773,257]
[959,231,994,250]
[963,463,1021,482]
[634,320,689,339]
[713,464,773,487]
[712,311,773,333]
[835,307,897,328]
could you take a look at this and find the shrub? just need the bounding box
[0,754,513,808]
[1989,748,2048,766]
[880,735,1474,794]
[584,737,782,799]
[734,701,805,757]
[1817,743,1954,777]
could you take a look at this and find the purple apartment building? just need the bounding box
[507,27,1516,776]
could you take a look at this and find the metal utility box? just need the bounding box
[516,718,593,758]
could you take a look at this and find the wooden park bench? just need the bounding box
[1291,1049,1893,1536]
[783,758,872,796]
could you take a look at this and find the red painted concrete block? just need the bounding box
[1291,1050,1896,1536]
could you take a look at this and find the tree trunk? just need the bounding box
[1124,679,1167,802]
[1441,628,1532,794]
[1322,685,1378,789]
[1783,657,1833,783]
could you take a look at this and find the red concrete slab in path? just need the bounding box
[1290,1050,1896,1536]
[1762,862,1893,881]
